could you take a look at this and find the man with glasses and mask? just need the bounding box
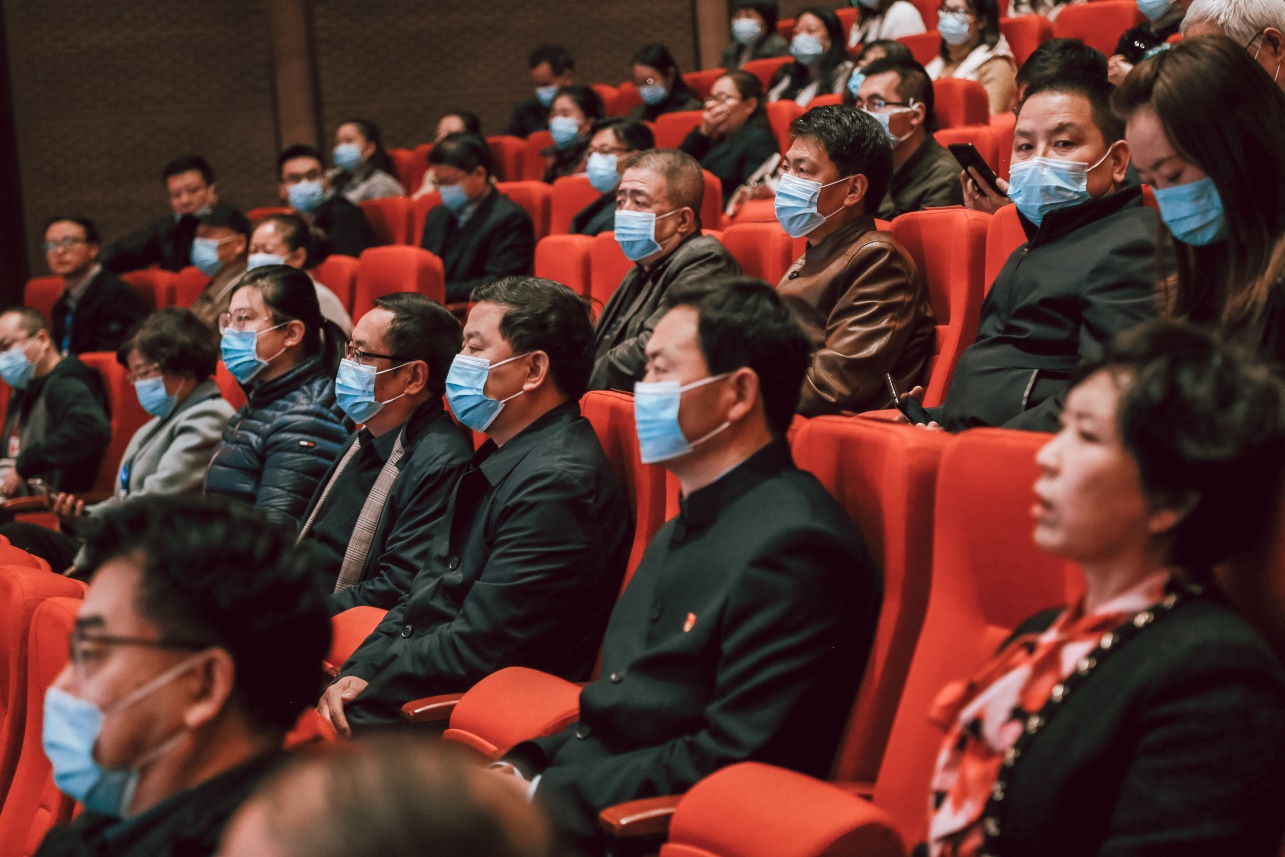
[775,104,934,416]
[1182,0,1285,89]
[318,277,630,735]
[43,216,149,356]
[297,293,472,612]
[0,307,109,500]
[33,495,331,857]
[277,145,375,260]
[588,149,739,393]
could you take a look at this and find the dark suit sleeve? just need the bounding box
[444,206,536,302]
[15,376,110,479]
[83,280,150,353]
[323,201,377,258]
[679,129,714,161]
[98,224,163,273]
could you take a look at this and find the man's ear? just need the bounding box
[1108,139,1131,186]
[520,351,551,392]
[181,649,236,731]
[207,182,219,205]
[842,174,869,209]
[403,360,429,396]
[723,366,761,425]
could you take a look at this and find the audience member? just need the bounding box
[542,84,604,183]
[926,0,1017,114]
[922,321,1285,857]
[627,43,703,121]
[570,118,655,236]
[100,154,241,274]
[205,265,350,530]
[1114,36,1285,367]
[1007,0,1078,16]
[589,149,741,392]
[0,309,233,571]
[843,39,916,103]
[855,58,964,217]
[217,738,557,857]
[299,293,472,612]
[419,133,536,303]
[33,495,331,857]
[924,77,1158,431]
[508,45,576,139]
[318,277,631,732]
[0,308,109,497]
[679,70,780,206]
[189,207,252,329]
[501,279,880,849]
[44,216,148,356]
[768,7,856,105]
[1108,0,1186,85]
[246,213,353,335]
[1182,0,1285,88]
[721,0,790,69]
[848,0,927,48]
[277,144,376,260]
[329,118,406,205]
[775,105,934,415]
[415,112,484,198]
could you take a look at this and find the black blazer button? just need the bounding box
[400,624,413,638]
[649,604,662,622]
[609,671,625,683]
[575,724,592,740]
[447,556,461,570]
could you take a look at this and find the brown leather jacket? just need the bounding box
[777,215,935,416]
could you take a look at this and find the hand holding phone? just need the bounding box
[948,143,1001,195]
[886,374,931,426]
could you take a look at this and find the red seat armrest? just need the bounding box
[598,795,681,839]
[400,692,464,723]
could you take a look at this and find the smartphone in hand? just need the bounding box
[948,143,1003,196]
[886,373,931,426]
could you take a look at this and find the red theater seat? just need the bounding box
[1001,15,1054,66]
[654,110,705,149]
[411,191,442,245]
[550,175,602,235]
[934,124,998,176]
[353,246,446,318]
[522,130,556,181]
[766,101,804,153]
[611,83,644,116]
[720,221,796,284]
[984,203,1027,294]
[897,31,940,65]
[989,109,1016,181]
[743,57,793,92]
[1053,1,1144,56]
[168,265,210,308]
[588,231,634,309]
[214,363,247,413]
[592,84,621,116]
[682,68,725,100]
[535,234,594,298]
[496,181,553,240]
[359,196,412,246]
[21,277,61,326]
[119,268,168,311]
[326,605,388,672]
[78,351,151,503]
[487,136,526,183]
[932,78,989,129]
[387,147,429,192]
[311,254,360,314]
[245,205,293,223]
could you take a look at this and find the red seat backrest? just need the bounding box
[522,130,555,182]
[326,605,389,671]
[169,266,210,309]
[411,191,442,246]
[22,278,61,327]
[654,110,705,149]
[245,206,294,224]
[793,418,951,784]
[889,208,990,407]
[743,57,794,91]
[988,109,1016,182]
[933,124,998,175]
[698,170,724,231]
[487,136,526,183]
[119,269,168,311]
[872,428,1074,843]
[359,196,411,246]
[386,147,427,192]
[898,31,941,65]
[809,93,843,108]
[591,84,622,116]
[1053,1,1144,55]
[931,78,990,129]
[720,221,796,285]
[766,100,804,154]
[496,181,553,240]
[588,231,634,311]
[610,82,644,116]
[682,69,725,100]
[77,351,150,503]
[1000,15,1054,66]
[353,246,446,317]
[311,254,361,315]
[722,197,779,228]
[549,175,603,236]
[535,234,595,298]
[984,204,1026,294]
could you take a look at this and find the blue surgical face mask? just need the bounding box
[189,237,227,277]
[847,71,866,98]
[634,374,732,465]
[287,179,326,214]
[43,656,200,818]
[938,11,973,46]
[549,116,582,150]
[1006,147,1114,226]
[790,33,826,66]
[1153,176,1226,246]
[864,105,916,145]
[246,252,287,271]
[134,375,176,419]
[445,353,528,433]
[732,18,763,45]
[0,341,37,390]
[639,83,669,106]
[335,357,407,424]
[857,0,882,8]
[774,172,853,238]
[439,182,471,214]
[333,142,364,173]
[535,85,559,107]
[220,322,287,385]
[614,209,680,262]
[586,152,621,194]
[1136,0,1172,21]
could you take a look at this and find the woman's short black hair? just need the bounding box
[338,117,397,177]
[257,212,318,268]
[117,308,218,381]
[43,215,100,245]
[630,43,697,99]
[588,117,656,152]
[233,264,342,370]
[939,0,1002,58]
[440,110,483,136]
[1071,320,1285,578]
[733,0,780,33]
[554,84,605,121]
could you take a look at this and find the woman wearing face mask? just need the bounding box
[767,8,855,107]
[926,0,1017,115]
[842,40,917,106]
[679,71,780,206]
[205,265,350,531]
[921,320,1285,857]
[847,0,926,49]
[1114,37,1285,369]
[0,309,235,572]
[721,0,790,69]
[1107,0,1186,86]
[247,214,353,335]
[570,118,656,237]
[328,118,405,206]
[541,85,605,184]
[626,43,703,122]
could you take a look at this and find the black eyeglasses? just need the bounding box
[68,630,208,664]
[345,342,414,364]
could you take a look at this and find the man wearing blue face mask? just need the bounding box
[276,145,376,261]
[419,133,536,304]
[32,495,330,857]
[916,77,1161,432]
[499,278,879,850]
[507,44,577,139]
[187,208,250,330]
[297,293,471,611]
[588,149,740,392]
[318,276,631,734]
[569,118,656,237]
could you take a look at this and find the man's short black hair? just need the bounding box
[372,292,463,399]
[528,44,575,75]
[733,0,780,32]
[1020,75,1124,143]
[470,276,594,400]
[1015,37,1108,90]
[4,306,50,336]
[589,117,656,152]
[278,144,325,177]
[666,276,810,436]
[118,308,219,381]
[790,104,894,210]
[199,206,251,239]
[427,133,495,178]
[43,215,100,245]
[163,154,215,185]
[859,57,938,134]
[441,110,484,136]
[81,495,332,734]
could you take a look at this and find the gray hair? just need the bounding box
[1182,0,1285,48]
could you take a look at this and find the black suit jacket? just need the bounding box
[314,194,377,260]
[569,193,615,237]
[507,440,880,846]
[338,402,632,726]
[420,189,536,303]
[100,202,242,273]
[51,269,150,356]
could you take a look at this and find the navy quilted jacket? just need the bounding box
[205,356,350,531]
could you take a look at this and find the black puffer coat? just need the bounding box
[205,356,351,531]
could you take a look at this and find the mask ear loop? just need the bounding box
[255,320,292,367]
